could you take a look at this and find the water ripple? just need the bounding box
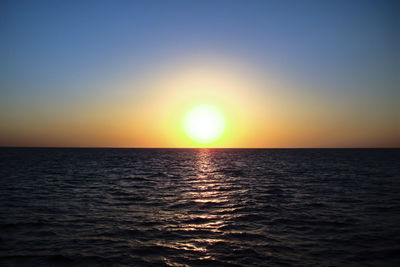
[0,148,399,266]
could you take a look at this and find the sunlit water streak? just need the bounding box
[0,148,399,266]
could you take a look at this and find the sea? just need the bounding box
[0,148,399,266]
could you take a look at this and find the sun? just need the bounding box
[183,105,226,145]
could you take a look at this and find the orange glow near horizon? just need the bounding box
[1,55,399,148]
[142,57,261,148]
[1,1,399,149]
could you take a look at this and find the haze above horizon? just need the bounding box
[0,0,399,148]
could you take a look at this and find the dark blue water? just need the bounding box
[0,148,399,266]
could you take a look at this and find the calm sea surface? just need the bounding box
[0,148,399,266]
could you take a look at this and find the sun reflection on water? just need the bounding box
[155,149,241,265]
[169,150,233,251]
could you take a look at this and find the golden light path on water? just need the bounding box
[154,149,241,262]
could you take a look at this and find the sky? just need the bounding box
[0,0,399,148]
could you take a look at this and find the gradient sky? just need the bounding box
[0,0,399,147]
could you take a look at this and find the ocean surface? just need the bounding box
[0,148,399,266]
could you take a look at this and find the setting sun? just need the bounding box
[183,105,226,145]
[1,1,399,266]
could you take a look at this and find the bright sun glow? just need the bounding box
[183,105,226,145]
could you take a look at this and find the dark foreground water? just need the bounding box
[0,148,399,266]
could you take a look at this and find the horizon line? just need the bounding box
[0,146,399,149]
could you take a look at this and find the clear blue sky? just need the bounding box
[0,0,398,147]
